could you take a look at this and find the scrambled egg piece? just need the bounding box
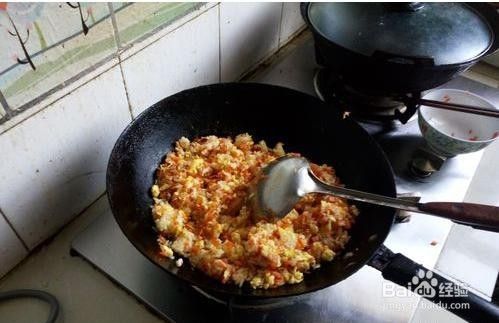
[152,134,357,289]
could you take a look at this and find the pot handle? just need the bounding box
[369,245,499,322]
[372,50,435,67]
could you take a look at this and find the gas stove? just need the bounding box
[313,68,421,124]
[71,36,497,322]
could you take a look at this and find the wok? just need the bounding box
[107,83,499,321]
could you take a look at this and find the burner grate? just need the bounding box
[313,68,421,124]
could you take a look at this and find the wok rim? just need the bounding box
[106,82,397,299]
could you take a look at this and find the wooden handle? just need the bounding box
[419,202,499,231]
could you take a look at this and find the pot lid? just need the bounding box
[307,3,494,66]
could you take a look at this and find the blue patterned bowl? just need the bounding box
[418,89,499,157]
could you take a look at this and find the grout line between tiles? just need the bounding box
[114,2,218,119]
[0,207,29,252]
[118,3,213,63]
[39,191,108,249]
[118,59,135,120]
[108,2,122,49]
[277,2,284,49]
[239,29,310,82]
[0,3,132,78]
[234,3,291,82]
[0,56,120,136]
[218,3,222,82]
[32,192,108,254]
[0,192,108,280]
[9,53,119,114]
[0,3,211,131]
[0,7,124,78]
[282,25,307,47]
[108,2,133,120]
[128,3,207,48]
[0,90,12,117]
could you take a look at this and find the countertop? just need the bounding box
[0,32,498,323]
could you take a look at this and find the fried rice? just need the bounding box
[151,134,358,289]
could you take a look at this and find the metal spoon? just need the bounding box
[252,155,499,232]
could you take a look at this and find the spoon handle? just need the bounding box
[308,169,499,232]
[419,202,499,231]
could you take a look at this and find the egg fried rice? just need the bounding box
[151,134,358,289]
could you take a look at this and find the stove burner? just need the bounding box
[409,146,447,178]
[313,68,420,124]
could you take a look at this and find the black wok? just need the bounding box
[107,83,499,321]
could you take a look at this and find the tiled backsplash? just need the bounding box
[0,2,202,125]
[121,4,220,116]
[0,3,305,277]
[220,2,282,81]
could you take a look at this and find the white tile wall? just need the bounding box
[0,66,131,249]
[0,59,121,136]
[0,2,309,275]
[435,225,499,298]
[280,3,306,47]
[483,51,499,67]
[118,3,218,61]
[121,5,220,117]
[0,214,27,277]
[220,2,282,81]
[464,140,499,206]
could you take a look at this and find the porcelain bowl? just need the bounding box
[418,89,499,157]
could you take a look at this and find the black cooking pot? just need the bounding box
[302,2,499,94]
